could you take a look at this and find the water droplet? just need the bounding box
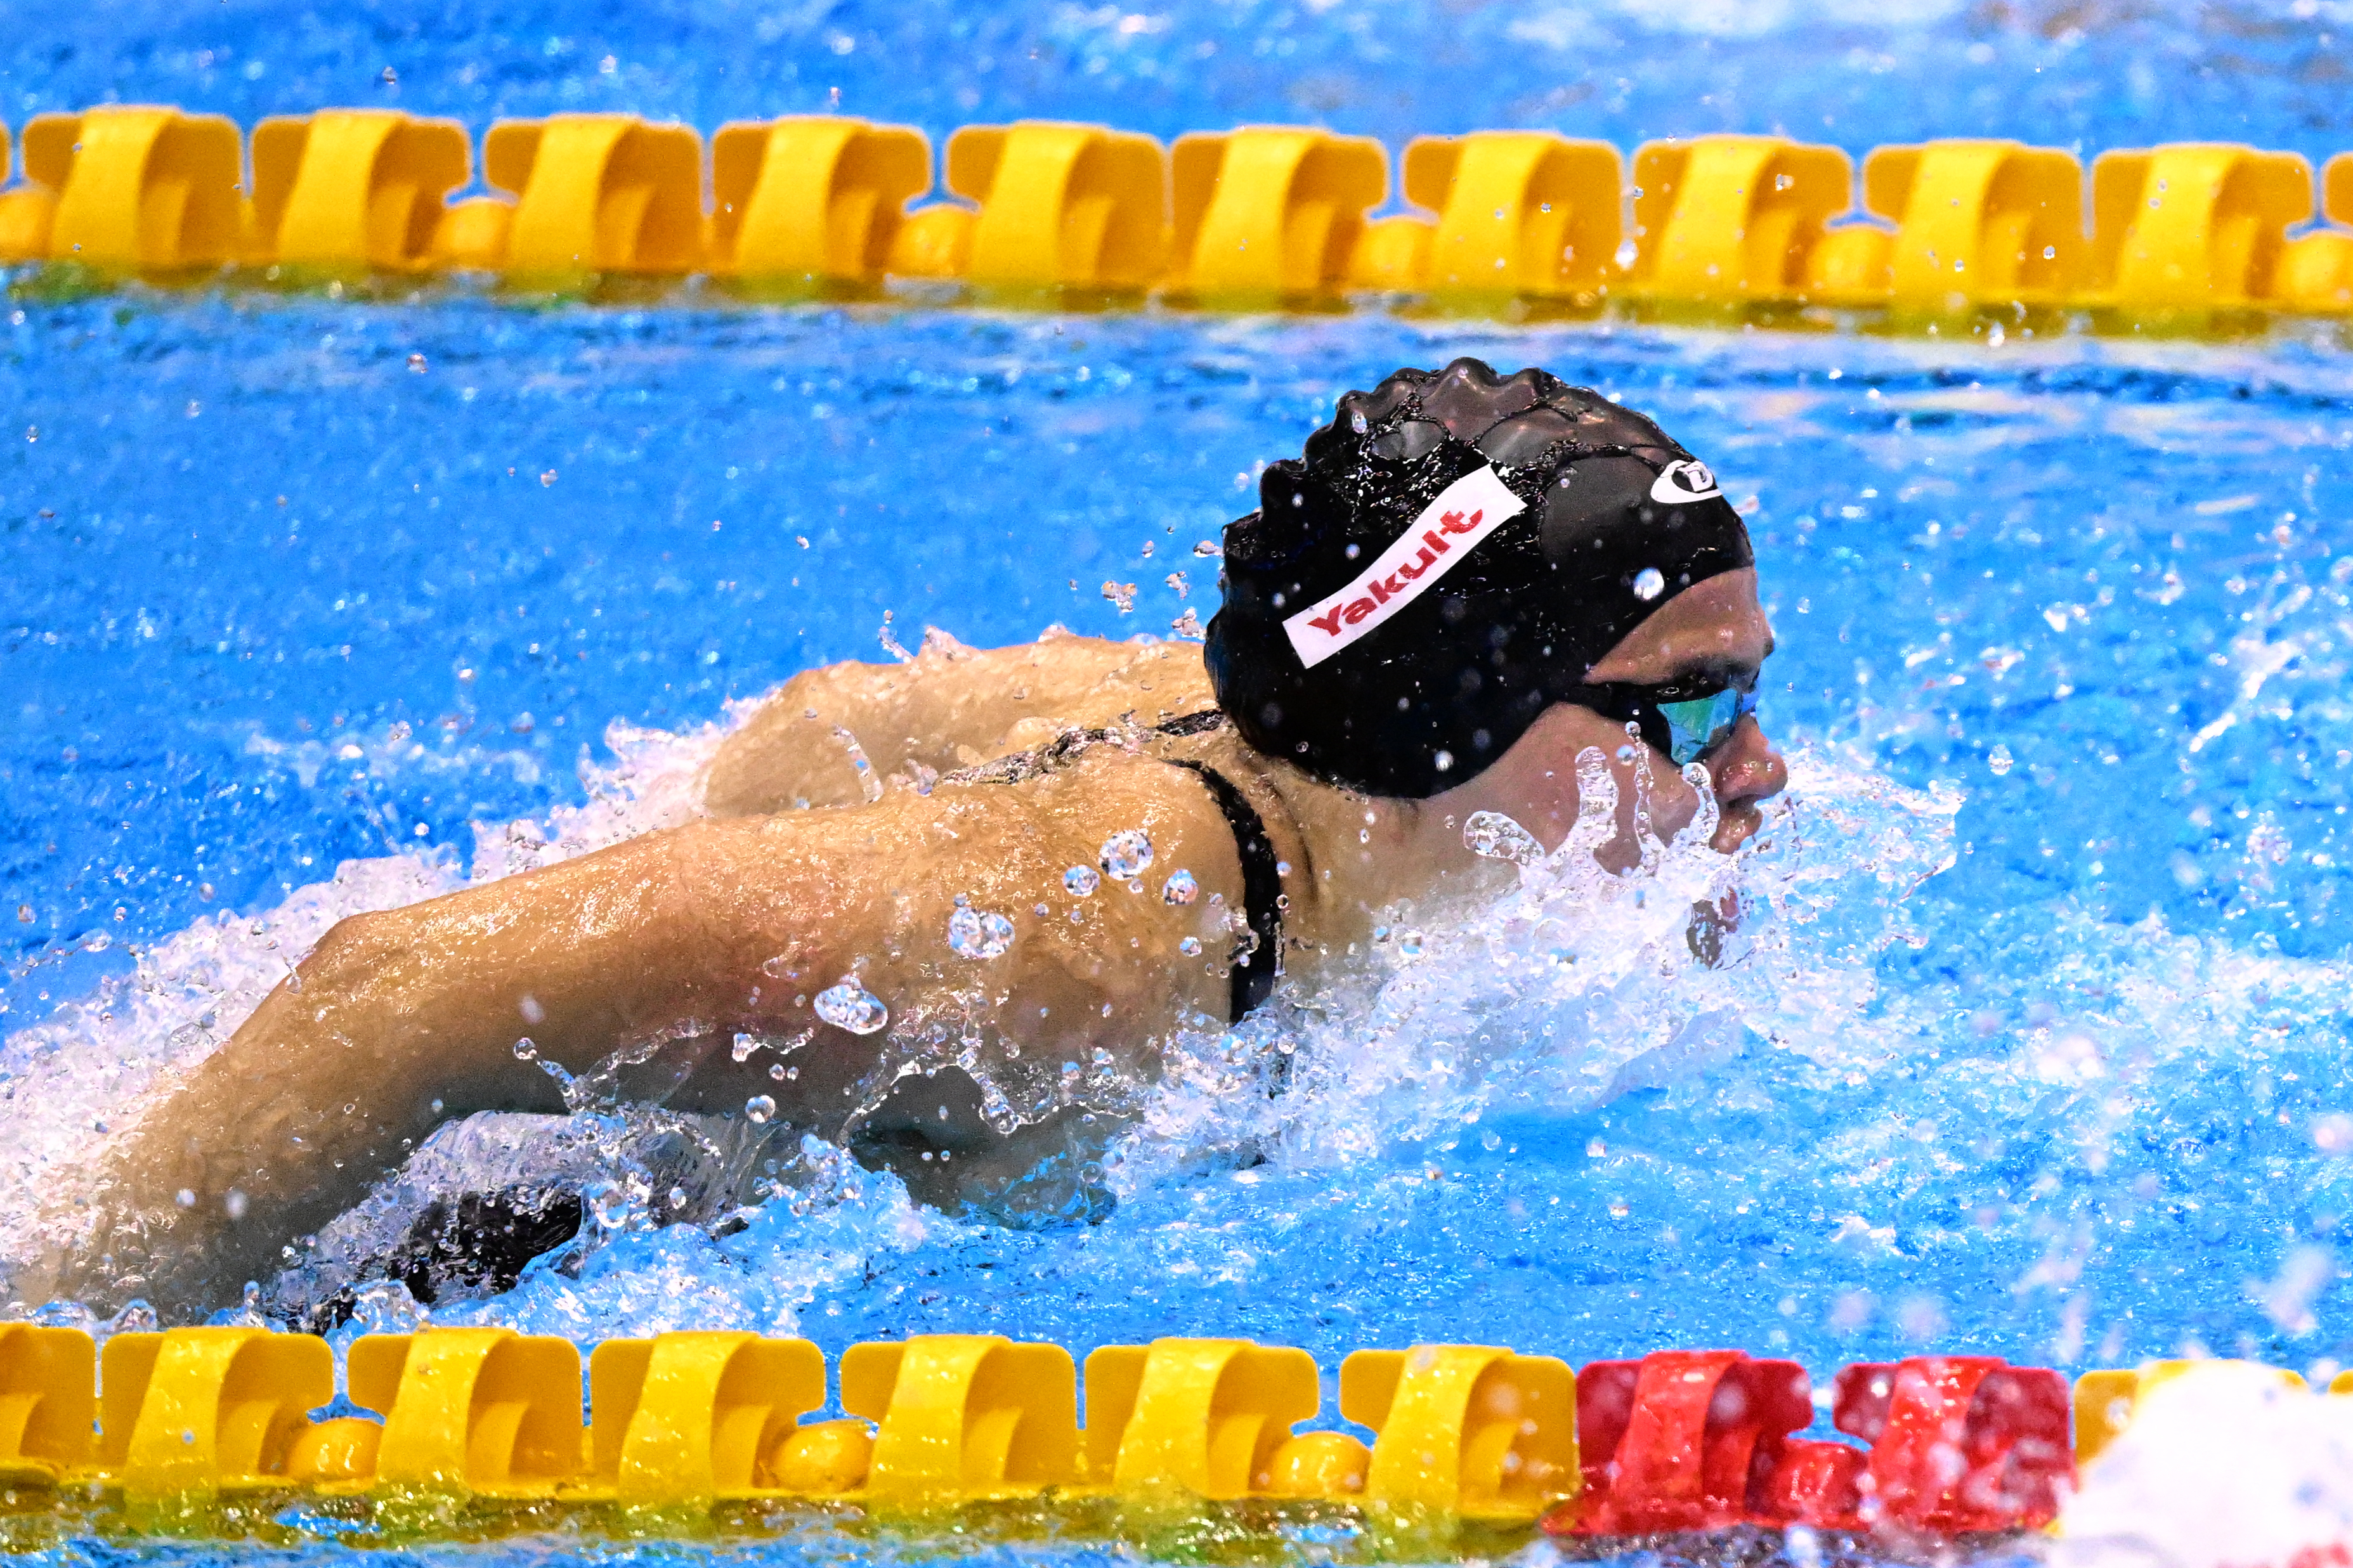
[816,977,889,1035]
[1179,936,1203,956]
[948,904,1015,959]
[731,1032,760,1063]
[1351,410,1369,434]
[1633,567,1665,601]
[407,353,427,373]
[1398,930,1426,959]
[1064,865,1101,897]
[1100,829,1154,880]
[1988,744,2014,776]
[1465,811,1541,864]
[1433,749,1454,772]
[587,1182,632,1229]
[1161,869,1198,905]
[760,954,792,978]
[1101,580,1137,613]
[745,1094,776,1124]
[512,1037,537,1061]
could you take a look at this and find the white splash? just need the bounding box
[1108,744,1961,1191]
[2057,1364,2353,1568]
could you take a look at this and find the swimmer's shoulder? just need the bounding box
[704,631,1213,817]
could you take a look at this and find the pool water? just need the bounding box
[7,1,2353,1564]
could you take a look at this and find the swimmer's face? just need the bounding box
[1434,567,1786,860]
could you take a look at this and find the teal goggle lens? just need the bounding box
[1655,685,1759,767]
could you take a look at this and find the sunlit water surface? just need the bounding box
[7,1,2353,1564]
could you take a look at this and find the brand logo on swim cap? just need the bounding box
[1281,465,1527,671]
[1650,459,1721,505]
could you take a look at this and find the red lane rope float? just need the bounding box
[1545,1351,2073,1537]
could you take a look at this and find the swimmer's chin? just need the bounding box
[1710,803,1765,853]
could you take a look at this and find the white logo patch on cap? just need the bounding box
[1650,458,1721,505]
[1281,464,1527,671]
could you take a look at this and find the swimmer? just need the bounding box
[28,358,1786,1318]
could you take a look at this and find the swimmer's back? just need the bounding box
[703,631,1216,815]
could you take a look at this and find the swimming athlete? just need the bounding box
[27,358,1785,1318]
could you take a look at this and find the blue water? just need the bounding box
[6,0,2353,1562]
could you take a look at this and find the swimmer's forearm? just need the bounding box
[70,823,784,1312]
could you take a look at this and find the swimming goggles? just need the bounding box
[1564,679,1759,767]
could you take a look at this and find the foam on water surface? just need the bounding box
[2059,1364,2353,1568]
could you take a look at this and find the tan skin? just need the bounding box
[30,571,1783,1316]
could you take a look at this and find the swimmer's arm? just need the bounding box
[63,763,1239,1314]
[56,822,796,1312]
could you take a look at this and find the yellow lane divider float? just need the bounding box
[1,107,2352,329]
[0,1321,2318,1541]
[1,106,2352,330]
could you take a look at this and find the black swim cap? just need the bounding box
[1204,358,1754,798]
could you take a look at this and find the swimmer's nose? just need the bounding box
[1702,715,1787,814]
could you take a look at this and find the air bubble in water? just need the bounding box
[731,1032,759,1063]
[1633,567,1665,600]
[948,905,1015,959]
[816,977,889,1035]
[1100,829,1154,880]
[1398,930,1425,959]
[1988,744,2014,776]
[1065,865,1101,897]
[1179,936,1203,956]
[1464,810,1543,865]
[745,1094,776,1124]
[1162,869,1198,905]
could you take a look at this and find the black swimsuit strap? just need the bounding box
[1164,759,1283,1024]
[931,709,1281,1021]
